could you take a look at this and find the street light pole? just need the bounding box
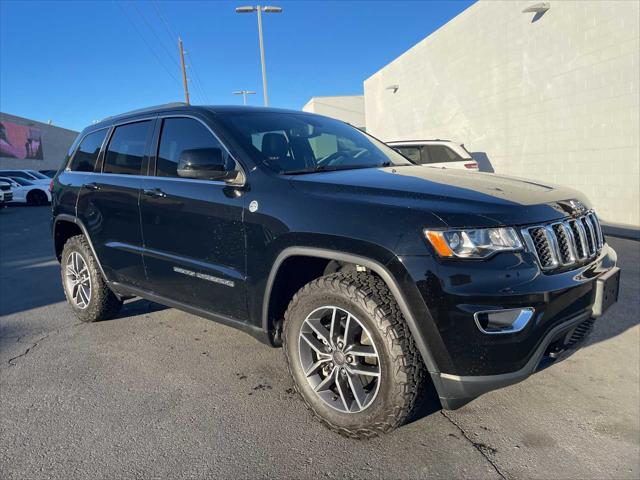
[235,5,282,107]
[233,90,256,105]
[256,6,268,106]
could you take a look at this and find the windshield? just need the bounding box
[217,112,413,174]
[27,170,49,179]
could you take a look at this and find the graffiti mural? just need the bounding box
[0,121,44,160]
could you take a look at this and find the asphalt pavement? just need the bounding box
[1,206,638,479]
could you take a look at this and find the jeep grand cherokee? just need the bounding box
[51,104,620,437]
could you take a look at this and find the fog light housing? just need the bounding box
[474,308,534,334]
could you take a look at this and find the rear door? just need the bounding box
[138,115,247,320]
[76,119,154,287]
[424,144,468,169]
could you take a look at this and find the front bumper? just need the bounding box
[396,243,619,408]
[432,309,596,409]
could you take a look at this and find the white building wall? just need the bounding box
[303,95,366,129]
[364,0,640,228]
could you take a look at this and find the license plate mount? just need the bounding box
[592,267,620,317]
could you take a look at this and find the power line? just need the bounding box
[186,52,210,104]
[119,3,182,88]
[152,0,179,42]
[132,3,180,71]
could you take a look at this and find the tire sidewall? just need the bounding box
[284,284,403,431]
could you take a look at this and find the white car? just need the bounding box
[0,176,51,205]
[0,187,5,208]
[0,180,13,204]
[387,140,479,171]
[0,169,52,185]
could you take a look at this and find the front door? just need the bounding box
[138,116,247,320]
[76,119,154,287]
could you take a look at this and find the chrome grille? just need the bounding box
[521,211,604,271]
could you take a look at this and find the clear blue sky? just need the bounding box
[0,0,474,132]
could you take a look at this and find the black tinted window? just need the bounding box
[69,130,107,172]
[395,146,421,163]
[103,121,152,175]
[427,145,463,164]
[156,118,221,177]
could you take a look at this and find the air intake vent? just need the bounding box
[522,212,603,272]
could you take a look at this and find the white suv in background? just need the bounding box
[0,169,52,185]
[387,140,479,171]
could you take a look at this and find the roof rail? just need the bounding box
[102,102,189,121]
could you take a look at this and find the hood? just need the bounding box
[289,165,591,228]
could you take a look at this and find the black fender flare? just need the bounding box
[261,246,440,374]
[53,214,109,282]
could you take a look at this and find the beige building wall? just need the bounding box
[364,0,639,228]
[303,95,366,129]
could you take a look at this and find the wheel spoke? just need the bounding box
[304,357,330,377]
[66,264,77,277]
[314,367,336,392]
[346,364,380,377]
[79,285,90,306]
[305,318,332,347]
[300,331,327,355]
[334,369,350,411]
[346,372,366,410]
[343,314,354,345]
[328,307,338,347]
[347,345,377,358]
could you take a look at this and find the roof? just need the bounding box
[92,103,313,130]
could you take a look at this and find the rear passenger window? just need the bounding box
[427,145,463,164]
[69,130,107,172]
[103,121,152,175]
[156,118,222,177]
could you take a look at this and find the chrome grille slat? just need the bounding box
[521,210,604,272]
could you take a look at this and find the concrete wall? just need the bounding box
[303,95,366,129]
[364,0,640,228]
[0,112,79,171]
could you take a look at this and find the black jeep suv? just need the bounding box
[52,104,620,437]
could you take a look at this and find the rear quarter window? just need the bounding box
[68,129,108,172]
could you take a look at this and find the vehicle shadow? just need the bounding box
[469,151,495,173]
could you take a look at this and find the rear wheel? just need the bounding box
[283,272,425,438]
[27,189,48,206]
[61,235,122,322]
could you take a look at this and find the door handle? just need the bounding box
[143,188,167,198]
[83,182,100,190]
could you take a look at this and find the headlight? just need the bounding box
[424,227,522,259]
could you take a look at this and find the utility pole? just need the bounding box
[178,37,190,104]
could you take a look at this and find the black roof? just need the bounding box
[92,103,309,130]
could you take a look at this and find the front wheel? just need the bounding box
[283,272,425,438]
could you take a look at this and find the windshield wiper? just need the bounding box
[284,163,393,175]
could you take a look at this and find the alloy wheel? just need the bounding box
[64,251,92,309]
[298,306,381,413]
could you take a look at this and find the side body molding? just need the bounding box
[262,247,440,375]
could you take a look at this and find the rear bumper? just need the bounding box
[432,310,595,409]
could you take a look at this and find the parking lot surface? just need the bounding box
[1,206,639,479]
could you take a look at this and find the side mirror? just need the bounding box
[177,148,236,181]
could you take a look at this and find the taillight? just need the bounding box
[49,180,54,192]
[464,162,478,169]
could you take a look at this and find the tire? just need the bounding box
[27,189,47,206]
[283,272,425,438]
[60,235,123,322]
